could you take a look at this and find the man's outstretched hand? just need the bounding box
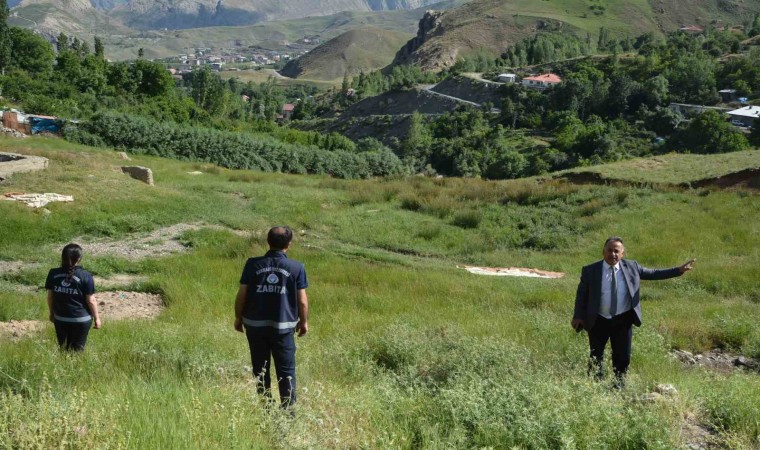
[679,258,696,274]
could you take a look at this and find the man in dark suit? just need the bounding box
[572,237,694,384]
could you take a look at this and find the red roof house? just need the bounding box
[521,73,562,90]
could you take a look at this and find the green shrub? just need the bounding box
[70,112,404,179]
[400,196,422,211]
[416,223,442,240]
[450,210,482,229]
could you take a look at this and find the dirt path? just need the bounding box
[76,222,248,260]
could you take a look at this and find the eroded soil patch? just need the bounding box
[96,291,165,320]
[77,223,247,260]
[672,349,760,374]
[1,291,165,339]
[0,260,39,274]
[0,320,42,339]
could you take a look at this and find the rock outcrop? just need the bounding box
[121,166,154,185]
[388,10,447,70]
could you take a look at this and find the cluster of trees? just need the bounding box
[0,0,409,178]
[1,0,758,182]
[385,29,758,178]
[499,33,594,68]
[67,112,404,178]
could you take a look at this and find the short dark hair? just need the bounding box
[267,226,293,250]
[604,236,624,248]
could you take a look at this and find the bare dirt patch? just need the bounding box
[684,168,760,190]
[460,265,565,279]
[0,260,39,274]
[2,291,165,339]
[0,320,42,340]
[0,152,46,181]
[96,291,165,320]
[77,223,247,260]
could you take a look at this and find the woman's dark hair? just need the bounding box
[61,243,83,281]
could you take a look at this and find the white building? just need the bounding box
[727,105,760,127]
[498,73,517,83]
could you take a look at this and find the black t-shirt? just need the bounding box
[45,267,95,322]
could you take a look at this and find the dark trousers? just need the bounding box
[245,328,297,407]
[54,320,92,352]
[587,310,635,379]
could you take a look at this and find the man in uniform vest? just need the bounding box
[235,226,309,407]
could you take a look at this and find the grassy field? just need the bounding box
[218,69,340,90]
[1,136,759,448]
[561,150,760,185]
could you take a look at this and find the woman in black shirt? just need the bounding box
[45,244,101,351]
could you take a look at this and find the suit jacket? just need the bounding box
[573,259,682,330]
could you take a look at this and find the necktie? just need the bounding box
[610,265,618,317]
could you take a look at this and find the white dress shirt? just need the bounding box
[599,262,630,318]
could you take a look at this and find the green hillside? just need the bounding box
[1,136,759,448]
[560,150,760,186]
[392,0,760,70]
[280,26,413,81]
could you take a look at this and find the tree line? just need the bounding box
[1,0,758,181]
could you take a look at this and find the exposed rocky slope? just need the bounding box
[387,0,760,72]
[429,75,504,106]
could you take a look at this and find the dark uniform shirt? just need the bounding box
[240,250,308,334]
[45,267,95,323]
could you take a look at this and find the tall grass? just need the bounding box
[1,137,759,448]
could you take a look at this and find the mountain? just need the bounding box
[388,0,760,71]
[11,0,450,30]
[280,26,413,81]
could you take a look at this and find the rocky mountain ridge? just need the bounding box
[12,0,447,29]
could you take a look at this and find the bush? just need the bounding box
[416,223,442,240]
[62,125,106,147]
[69,112,405,179]
[450,210,483,229]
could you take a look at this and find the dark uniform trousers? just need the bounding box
[245,328,297,406]
[54,320,92,352]
[587,309,636,379]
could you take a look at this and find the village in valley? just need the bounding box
[156,35,322,75]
